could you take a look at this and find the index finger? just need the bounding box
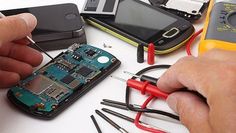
[157,56,211,98]
[0,13,37,45]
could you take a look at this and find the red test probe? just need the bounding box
[127,79,168,99]
[111,76,168,99]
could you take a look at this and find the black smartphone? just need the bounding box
[1,3,86,51]
[82,0,195,54]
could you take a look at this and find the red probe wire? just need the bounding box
[132,29,204,133]
[186,29,203,56]
[134,95,166,133]
[125,79,168,133]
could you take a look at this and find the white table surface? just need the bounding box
[0,0,205,133]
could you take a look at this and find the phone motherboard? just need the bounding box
[7,43,121,119]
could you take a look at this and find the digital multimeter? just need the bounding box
[199,0,236,54]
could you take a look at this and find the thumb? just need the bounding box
[0,13,37,47]
[167,92,211,133]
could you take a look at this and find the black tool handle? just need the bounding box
[95,110,121,130]
[102,108,134,123]
[90,115,102,133]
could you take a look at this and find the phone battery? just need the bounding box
[81,0,120,17]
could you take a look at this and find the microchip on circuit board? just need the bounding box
[86,49,97,57]
[61,75,75,84]
[76,66,94,77]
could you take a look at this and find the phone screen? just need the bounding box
[95,0,177,41]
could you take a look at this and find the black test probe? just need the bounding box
[137,44,144,63]
[124,71,158,85]
[95,110,129,133]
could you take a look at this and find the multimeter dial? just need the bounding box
[227,12,236,27]
[217,3,236,30]
[206,3,236,43]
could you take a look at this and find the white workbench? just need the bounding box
[0,0,204,132]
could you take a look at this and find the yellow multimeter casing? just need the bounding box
[199,0,236,54]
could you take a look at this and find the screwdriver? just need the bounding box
[124,71,158,85]
[0,12,54,60]
[111,76,168,99]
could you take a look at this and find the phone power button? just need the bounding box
[163,28,180,38]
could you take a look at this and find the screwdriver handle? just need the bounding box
[127,79,168,99]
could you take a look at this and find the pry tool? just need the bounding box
[95,110,129,133]
[0,12,54,60]
[90,115,102,133]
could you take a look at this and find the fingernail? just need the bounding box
[167,94,178,112]
[19,13,37,30]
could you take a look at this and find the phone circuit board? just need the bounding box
[7,43,121,119]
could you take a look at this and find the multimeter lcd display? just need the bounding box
[95,0,177,41]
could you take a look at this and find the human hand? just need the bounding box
[157,49,236,133]
[0,13,43,88]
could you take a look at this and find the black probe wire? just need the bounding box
[125,64,180,121]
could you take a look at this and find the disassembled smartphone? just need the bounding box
[82,0,194,54]
[1,3,86,51]
[149,0,210,22]
[7,43,121,119]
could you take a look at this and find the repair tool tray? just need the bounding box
[7,43,121,119]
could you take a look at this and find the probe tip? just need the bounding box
[110,75,126,82]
